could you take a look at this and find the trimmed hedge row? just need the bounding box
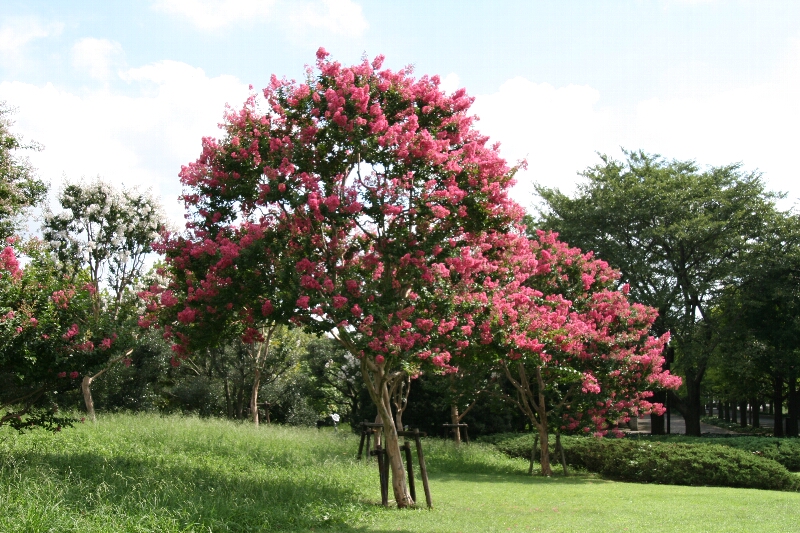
[639,435,800,472]
[489,434,800,492]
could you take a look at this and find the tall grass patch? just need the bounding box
[0,413,375,532]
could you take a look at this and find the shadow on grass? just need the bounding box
[13,450,388,531]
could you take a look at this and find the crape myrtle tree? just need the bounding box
[536,150,779,436]
[443,230,680,475]
[0,239,117,430]
[140,48,523,507]
[42,179,165,420]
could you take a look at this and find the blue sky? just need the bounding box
[2,0,799,225]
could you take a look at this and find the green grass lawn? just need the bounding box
[2,413,799,532]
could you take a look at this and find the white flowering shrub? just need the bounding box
[43,179,165,313]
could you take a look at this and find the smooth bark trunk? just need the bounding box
[361,360,413,508]
[250,368,261,427]
[81,376,96,422]
[450,404,461,446]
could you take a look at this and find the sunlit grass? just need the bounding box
[2,413,800,532]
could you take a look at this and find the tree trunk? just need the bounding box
[224,376,232,419]
[361,360,413,508]
[82,376,96,422]
[450,404,461,446]
[250,368,261,427]
[79,350,132,422]
[739,401,748,427]
[236,384,245,420]
[537,421,552,476]
[788,377,798,437]
[650,390,666,435]
[724,401,730,422]
[555,432,569,476]
[717,400,723,419]
[751,398,760,428]
[773,376,784,437]
[683,379,703,436]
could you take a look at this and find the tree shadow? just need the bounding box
[19,450,395,531]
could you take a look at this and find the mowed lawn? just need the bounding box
[1,414,798,532]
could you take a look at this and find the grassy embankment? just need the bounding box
[2,413,800,532]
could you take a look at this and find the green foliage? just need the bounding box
[0,240,113,430]
[536,149,785,434]
[0,102,47,240]
[303,336,364,426]
[490,433,800,491]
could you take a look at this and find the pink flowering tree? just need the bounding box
[141,49,523,507]
[0,239,119,431]
[451,231,681,475]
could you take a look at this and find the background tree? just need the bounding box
[716,212,800,435]
[141,49,523,507]
[536,150,780,436]
[304,336,365,427]
[43,178,165,419]
[0,102,47,240]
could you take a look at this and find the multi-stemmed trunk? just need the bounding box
[502,361,556,476]
[360,358,414,508]
[390,372,411,432]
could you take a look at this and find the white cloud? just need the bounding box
[72,38,125,80]
[151,0,276,30]
[1,61,251,227]
[470,37,800,212]
[0,17,63,60]
[288,0,368,37]
[152,0,367,36]
[439,73,460,95]
[472,78,615,210]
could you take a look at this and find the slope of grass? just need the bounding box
[2,414,800,532]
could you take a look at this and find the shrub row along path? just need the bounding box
[636,414,738,435]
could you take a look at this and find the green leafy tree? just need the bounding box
[719,212,800,435]
[0,102,47,240]
[304,336,365,427]
[536,150,782,436]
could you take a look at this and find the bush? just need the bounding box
[627,435,800,472]
[490,433,800,492]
